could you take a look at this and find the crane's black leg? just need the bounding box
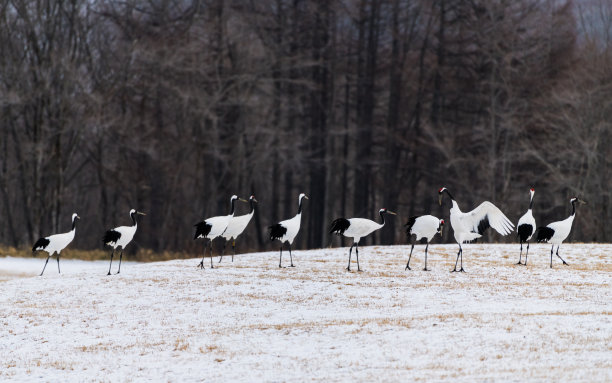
[356,242,362,272]
[210,240,214,269]
[459,247,465,272]
[424,243,429,271]
[517,241,523,265]
[107,249,115,275]
[57,255,61,274]
[232,241,235,262]
[219,241,225,263]
[279,245,283,268]
[406,242,414,270]
[40,255,50,276]
[452,245,461,272]
[550,245,554,268]
[346,244,354,271]
[116,250,123,274]
[556,246,568,265]
[289,244,295,267]
[198,241,206,269]
[525,242,530,266]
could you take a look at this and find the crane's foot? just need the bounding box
[357,269,363,272]
[563,262,569,265]
[516,261,524,265]
[346,267,351,272]
[210,265,215,269]
[107,272,111,276]
[197,261,204,269]
[116,271,120,275]
[289,264,295,267]
[405,265,411,271]
[279,265,283,268]
[451,269,457,273]
[459,268,466,272]
[423,267,429,271]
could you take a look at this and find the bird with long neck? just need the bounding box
[194,195,247,269]
[103,209,146,275]
[516,188,536,266]
[329,208,397,272]
[219,195,258,263]
[269,193,308,268]
[536,197,586,268]
[33,213,80,276]
[439,187,514,272]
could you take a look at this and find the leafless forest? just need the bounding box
[0,0,610,254]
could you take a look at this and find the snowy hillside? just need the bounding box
[1,244,611,382]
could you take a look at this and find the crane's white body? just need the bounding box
[544,216,575,245]
[408,215,441,243]
[222,211,254,241]
[37,230,76,255]
[276,213,302,244]
[202,215,232,240]
[342,218,383,243]
[517,210,536,241]
[107,224,137,249]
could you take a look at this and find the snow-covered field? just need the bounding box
[1,244,610,382]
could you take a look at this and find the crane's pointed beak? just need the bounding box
[438,194,443,206]
[387,210,397,215]
[239,198,248,203]
[304,195,309,200]
[578,199,587,205]
[439,227,443,236]
[137,211,146,216]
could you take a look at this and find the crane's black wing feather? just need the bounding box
[194,222,212,240]
[329,218,350,235]
[404,216,418,236]
[32,237,50,252]
[269,224,287,241]
[536,227,554,243]
[103,230,121,245]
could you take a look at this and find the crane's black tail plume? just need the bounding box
[103,230,121,246]
[536,227,554,243]
[329,218,350,235]
[269,224,287,241]
[194,222,212,240]
[404,216,418,236]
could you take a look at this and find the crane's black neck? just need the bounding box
[528,195,534,210]
[131,212,137,226]
[297,198,304,215]
[379,210,386,225]
[571,200,576,216]
[71,217,78,230]
[230,198,236,215]
[444,189,455,201]
[249,199,256,214]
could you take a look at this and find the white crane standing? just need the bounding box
[516,188,536,266]
[438,187,514,272]
[103,209,146,275]
[32,213,80,276]
[536,197,586,268]
[219,195,258,263]
[194,195,246,269]
[269,193,308,268]
[329,208,396,272]
[405,215,444,271]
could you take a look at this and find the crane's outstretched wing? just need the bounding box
[460,201,514,236]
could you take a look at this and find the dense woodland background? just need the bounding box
[0,0,610,255]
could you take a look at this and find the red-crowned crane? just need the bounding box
[516,188,536,266]
[405,215,444,271]
[438,187,514,272]
[219,195,258,263]
[103,209,146,275]
[536,197,586,268]
[32,213,80,276]
[329,208,396,272]
[194,195,246,269]
[269,193,308,268]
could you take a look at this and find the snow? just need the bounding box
[1,244,610,382]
